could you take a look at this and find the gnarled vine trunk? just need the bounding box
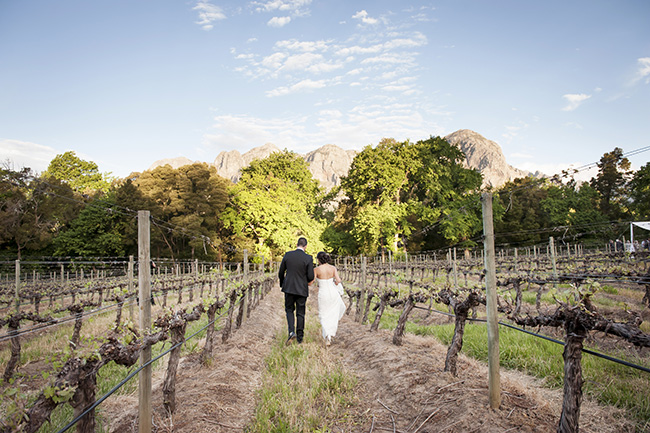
[557,314,587,433]
[392,295,416,346]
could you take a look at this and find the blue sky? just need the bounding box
[1,0,649,180]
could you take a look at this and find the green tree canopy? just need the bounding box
[331,136,483,255]
[223,150,326,260]
[52,194,126,257]
[133,163,230,259]
[629,162,650,218]
[0,167,79,258]
[590,147,632,220]
[43,151,112,193]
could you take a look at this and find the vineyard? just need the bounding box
[0,239,649,432]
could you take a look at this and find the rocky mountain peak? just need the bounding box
[305,144,357,190]
[148,156,196,171]
[212,143,281,183]
[444,129,528,187]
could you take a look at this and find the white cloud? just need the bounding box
[0,139,59,173]
[352,10,378,25]
[282,52,323,70]
[501,122,529,142]
[203,114,308,151]
[561,93,591,111]
[268,16,291,27]
[253,0,312,13]
[193,1,226,30]
[265,78,328,97]
[564,121,584,130]
[252,0,311,21]
[201,103,443,154]
[261,52,287,69]
[362,53,415,65]
[275,39,330,52]
[635,57,650,84]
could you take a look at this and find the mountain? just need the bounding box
[444,129,529,187]
[304,144,357,191]
[147,130,528,190]
[148,156,196,171]
[212,143,281,183]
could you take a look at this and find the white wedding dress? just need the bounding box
[317,278,346,340]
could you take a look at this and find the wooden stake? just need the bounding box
[481,192,501,409]
[138,211,152,433]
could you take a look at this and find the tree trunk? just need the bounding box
[362,291,373,324]
[444,311,467,376]
[71,362,99,433]
[442,292,481,377]
[235,290,246,329]
[392,296,415,346]
[222,290,237,343]
[370,295,389,332]
[114,298,124,331]
[557,317,587,433]
[201,303,218,364]
[163,324,186,414]
[71,310,83,350]
[3,324,20,382]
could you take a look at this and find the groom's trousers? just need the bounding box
[284,293,307,342]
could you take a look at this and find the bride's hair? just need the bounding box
[317,251,331,264]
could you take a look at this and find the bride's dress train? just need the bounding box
[317,278,346,341]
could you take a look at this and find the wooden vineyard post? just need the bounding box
[15,259,20,313]
[550,237,558,282]
[356,256,367,323]
[138,211,152,433]
[244,249,250,319]
[453,247,458,289]
[129,255,135,323]
[481,192,501,409]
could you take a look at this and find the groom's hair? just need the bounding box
[297,237,308,248]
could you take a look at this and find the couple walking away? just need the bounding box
[278,237,346,346]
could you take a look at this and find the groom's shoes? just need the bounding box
[286,332,297,345]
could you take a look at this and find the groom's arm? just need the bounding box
[278,255,287,288]
[306,258,314,283]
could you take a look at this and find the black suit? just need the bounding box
[278,248,314,342]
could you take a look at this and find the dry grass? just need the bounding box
[248,323,359,432]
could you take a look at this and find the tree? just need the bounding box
[133,163,230,259]
[52,194,126,256]
[541,179,609,245]
[589,148,632,220]
[628,162,650,218]
[43,151,112,193]
[333,136,482,255]
[222,151,326,260]
[0,167,79,258]
[495,177,551,246]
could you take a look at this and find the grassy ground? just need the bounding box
[374,304,650,430]
[248,321,359,433]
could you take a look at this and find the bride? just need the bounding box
[312,252,346,346]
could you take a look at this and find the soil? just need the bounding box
[102,285,637,433]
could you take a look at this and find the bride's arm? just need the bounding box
[333,266,342,285]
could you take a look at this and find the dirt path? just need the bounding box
[104,285,635,432]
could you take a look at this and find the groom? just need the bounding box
[278,237,314,345]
